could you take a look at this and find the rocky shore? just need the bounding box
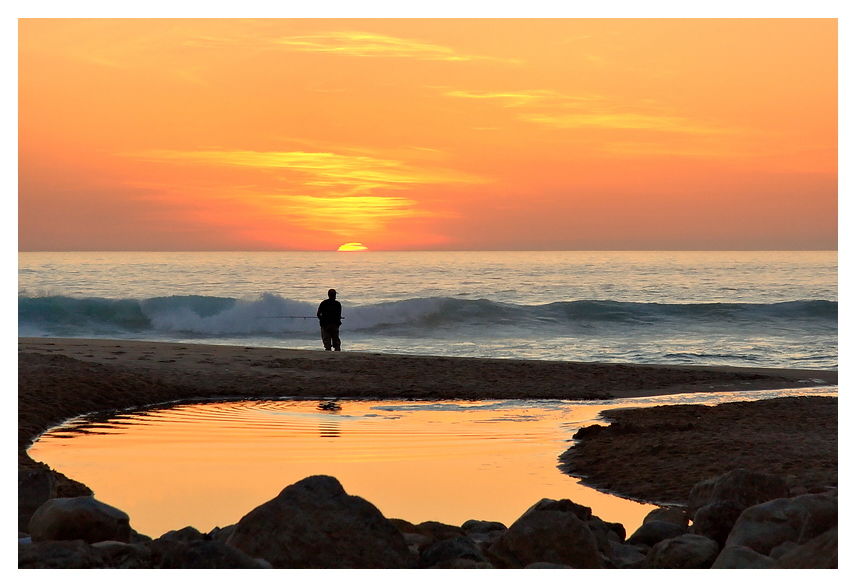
[18,339,838,568]
[19,470,837,569]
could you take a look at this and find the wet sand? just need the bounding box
[18,337,838,503]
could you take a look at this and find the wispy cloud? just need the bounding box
[272,32,509,62]
[446,88,738,135]
[128,149,488,195]
[268,194,427,234]
[520,113,735,134]
[444,89,601,107]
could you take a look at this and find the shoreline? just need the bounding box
[19,336,838,505]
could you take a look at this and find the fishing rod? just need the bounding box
[256,316,345,320]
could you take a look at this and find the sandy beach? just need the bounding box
[19,337,837,504]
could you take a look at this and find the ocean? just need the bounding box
[18,250,838,369]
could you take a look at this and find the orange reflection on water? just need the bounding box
[29,400,655,538]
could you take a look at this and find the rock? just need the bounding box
[431,558,493,568]
[129,528,152,543]
[419,536,491,568]
[461,519,507,535]
[389,518,419,533]
[711,545,777,569]
[28,496,131,544]
[524,497,592,520]
[488,505,601,568]
[607,541,646,568]
[725,491,837,556]
[412,520,466,543]
[586,516,624,557]
[91,540,152,568]
[775,526,837,569]
[225,475,414,568]
[206,524,236,543]
[390,519,465,543]
[401,532,432,556]
[626,520,686,548]
[643,534,719,569]
[159,526,205,542]
[769,541,799,559]
[691,500,744,547]
[463,530,505,550]
[19,539,110,568]
[18,468,57,533]
[149,538,270,568]
[687,469,789,517]
[643,505,689,528]
[525,562,574,568]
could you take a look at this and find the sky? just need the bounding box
[17,17,838,251]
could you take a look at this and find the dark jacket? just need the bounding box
[316,299,342,327]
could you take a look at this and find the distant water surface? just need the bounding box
[18,251,837,368]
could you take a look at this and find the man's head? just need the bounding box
[328,289,337,299]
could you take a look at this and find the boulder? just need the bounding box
[523,497,592,520]
[18,468,57,533]
[225,475,414,568]
[691,500,744,547]
[687,469,789,517]
[769,541,799,559]
[725,491,837,556]
[19,539,110,568]
[607,541,646,568]
[419,536,491,568]
[431,558,493,568]
[28,496,131,544]
[626,520,686,548]
[488,504,601,568]
[586,516,625,557]
[91,540,153,568]
[461,519,507,535]
[588,515,626,544]
[159,526,206,542]
[643,505,689,528]
[643,534,719,569]
[775,526,837,569]
[389,519,465,545]
[401,532,432,557]
[206,524,236,543]
[711,545,777,569]
[148,538,270,568]
[412,520,466,543]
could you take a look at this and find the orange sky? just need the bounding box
[18,18,837,251]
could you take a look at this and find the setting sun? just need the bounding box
[337,242,369,252]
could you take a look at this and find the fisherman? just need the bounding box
[316,288,343,351]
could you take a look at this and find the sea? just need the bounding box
[18,250,838,370]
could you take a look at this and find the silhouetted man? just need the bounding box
[316,288,342,351]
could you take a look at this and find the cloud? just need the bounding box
[267,194,431,234]
[519,113,734,134]
[445,88,737,135]
[128,149,487,196]
[444,89,601,107]
[271,31,506,62]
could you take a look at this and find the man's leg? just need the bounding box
[321,327,332,351]
[331,326,341,351]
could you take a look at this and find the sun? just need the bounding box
[337,242,369,252]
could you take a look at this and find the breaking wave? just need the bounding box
[18,293,838,338]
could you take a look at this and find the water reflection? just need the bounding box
[319,420,340,438]
[29,387,836,539]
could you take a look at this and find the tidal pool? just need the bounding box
[28,387,835,539]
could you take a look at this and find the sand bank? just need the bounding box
[19,337,837,502]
